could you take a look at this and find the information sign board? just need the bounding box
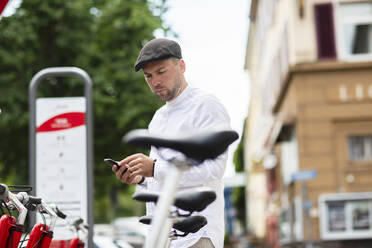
[36,97,87,239]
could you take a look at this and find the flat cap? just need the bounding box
[134,38,182,72]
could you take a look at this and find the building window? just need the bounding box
[328,201,346,232]
[351,200,370,230]
[319,192,372,240]
[348,135,372,161]
[314,3,337,60]
[338,2,372,60]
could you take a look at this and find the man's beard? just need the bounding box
[156,79,182,102]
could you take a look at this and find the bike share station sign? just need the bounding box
[29,68,93,247]
[36,98,86,232]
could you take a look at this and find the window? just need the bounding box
[348,135,372,161]
[338,2,372,59]
[319,192,372,240]
[328,201,346,232]
[351,200,370,230]
[314,3,337,59]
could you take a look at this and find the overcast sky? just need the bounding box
[158,0,251,175]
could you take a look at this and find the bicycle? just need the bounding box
[122,128,238,248]
[50,206,88,248]
[0,184,29,248]
[0,183,60,248]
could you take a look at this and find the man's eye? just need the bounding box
[145,74,152,78]
[158,71,166,75]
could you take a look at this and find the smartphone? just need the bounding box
[104,158,127,173]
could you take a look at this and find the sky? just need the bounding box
[157,0,251,175]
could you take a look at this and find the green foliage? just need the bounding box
[0,0,167,222]
[232,136,247,228]
[233,137,244,172]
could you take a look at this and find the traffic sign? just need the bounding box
[291,170,317,182]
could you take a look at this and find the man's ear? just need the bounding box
[179,59,186,73]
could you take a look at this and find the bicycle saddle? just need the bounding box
[123,129,239,162]
[133,188,216,213]
[139,215,207,236]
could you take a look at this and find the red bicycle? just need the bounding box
[0,183,58,248]
[49,207,87,248]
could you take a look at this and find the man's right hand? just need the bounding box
[113,164,143,184]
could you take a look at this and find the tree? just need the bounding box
[0,0,168,222]
[233,131,247,228]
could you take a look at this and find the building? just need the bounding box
[244,0,372,247]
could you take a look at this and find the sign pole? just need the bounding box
[29,67,93,247]
[302,181,313,248]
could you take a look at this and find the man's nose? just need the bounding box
[151,76,162,87]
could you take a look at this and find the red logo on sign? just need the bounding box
[37,112,85,132]
[0,0,10,17]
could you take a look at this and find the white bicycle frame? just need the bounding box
[38,200,58,231]
[144,158,191,248]
[0,184,28,225]
[5,192,28,225]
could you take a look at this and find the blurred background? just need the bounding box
[1,0,372,247]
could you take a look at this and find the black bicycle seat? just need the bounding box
[139,215,152,225]
[123,129,239,162]
[139,215,207,235]
[133,191,158,203]
[173,215,207,235]
[133,188,216,213]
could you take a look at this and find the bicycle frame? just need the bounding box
[144,158,191,248]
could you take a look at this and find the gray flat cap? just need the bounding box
[134,38,182,72]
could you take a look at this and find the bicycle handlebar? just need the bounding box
[38,200,58,231]
[50,205,89,241]
[0,183,28,224]
[50,204,67,219]
[0,183,8,199]
[1,183,60,230]
[7,192,28,225]
[16,192,42,207]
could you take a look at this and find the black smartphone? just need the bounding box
[104,158,127,173]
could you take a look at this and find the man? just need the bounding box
[113,38,231,248]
